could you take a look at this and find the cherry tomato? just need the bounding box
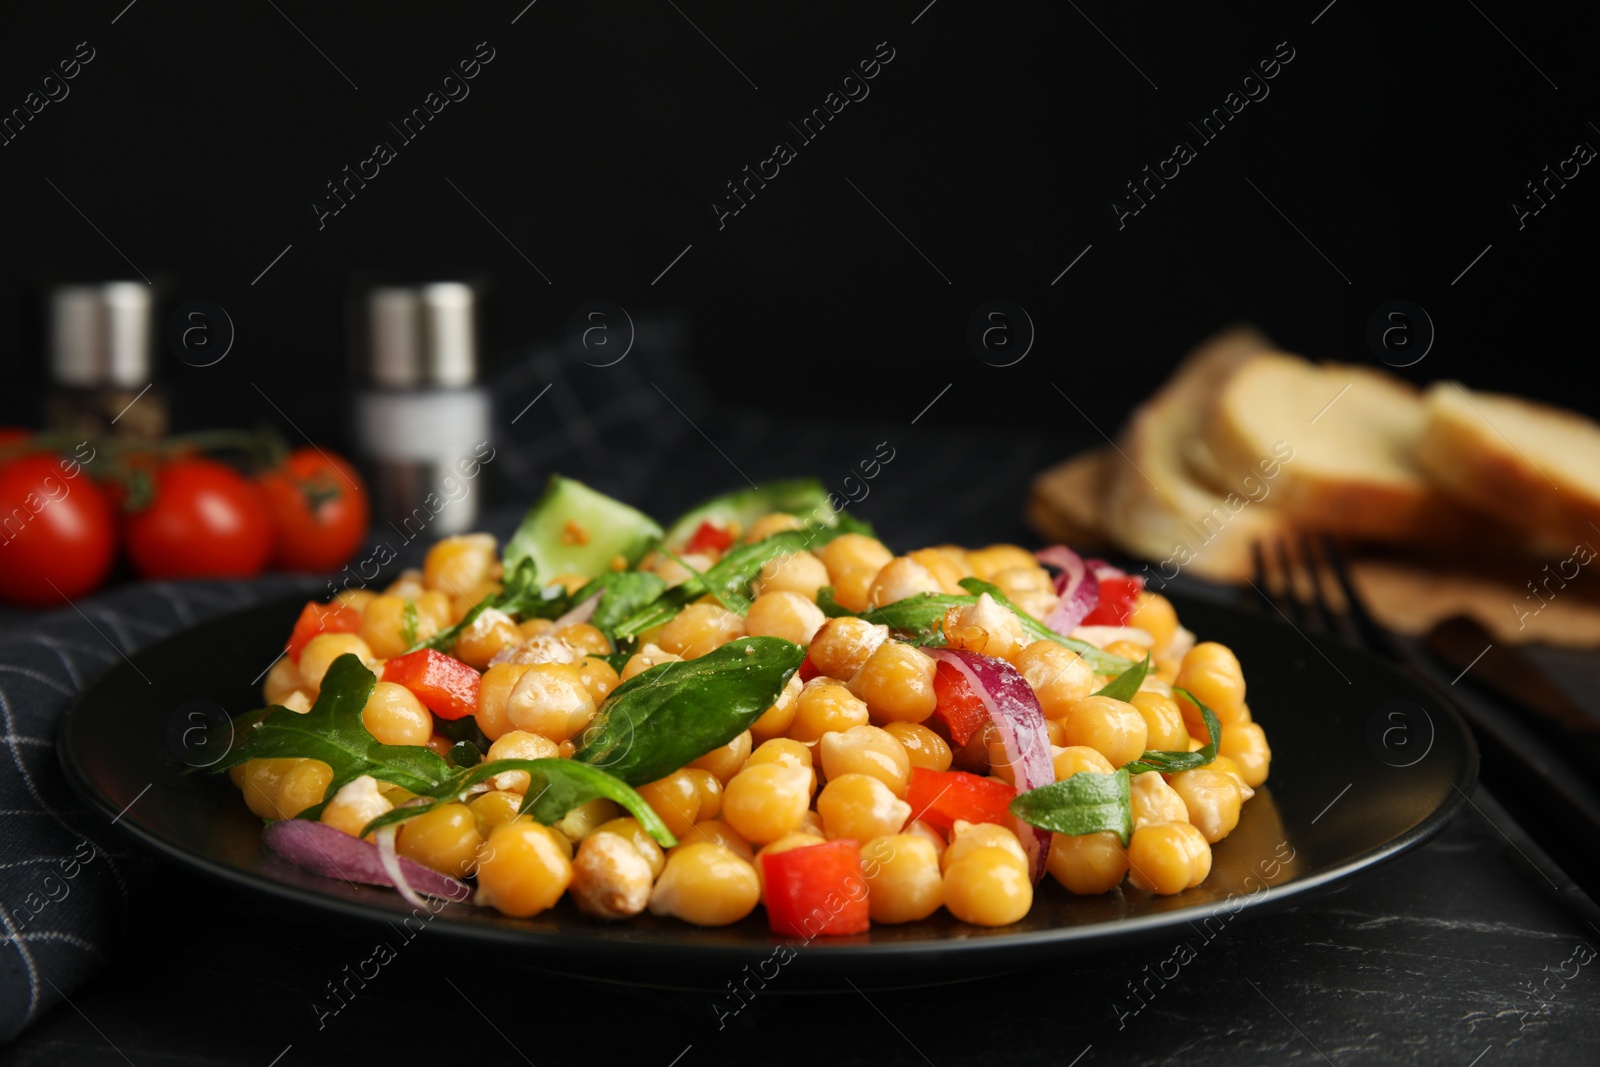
[123,458,273,579]
[0,453,117,605]
[0,428,31,449]
[256,447,369,573]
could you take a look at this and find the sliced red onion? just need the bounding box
[263,818,471,904]
[552,590,603,630]
[926,648,1054,883]
[1085,558,1126,580]
[1035,545,1100,634]
[374,824,426,911]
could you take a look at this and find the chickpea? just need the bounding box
[1130,771,1189,829]
[749,674,803,743]
[746,592,827,646]
[965,544,1038,582]
[361,681,433,747]
[423,534,498,596]
[1170,768,1242,844]
[475,663,531,741]
[1060,695,1148,768]
[649,843,761,926]
[621,643,682,682]
[1047,831,1129,895]
[1126,821,1211,895]
[691,730,754,784]
[905,818,947,857]
[883,722,952,772]
[685,768,724,820]
[847,642,937,724]
[553,798,624,845]
[868,556,943,607]
[636,769,706,838]
[1013,641,1097,720]
[789,679,870,742]
[1219,722,1271,787]
[941,820,1028,874]
[1175,642,1247,729]
[907,547,971,595]
[568,831,655,920]
[575,655,621,707]
[1130,691,1189,752]
[240,758,294,819]
[807,617,890,680]
[861,834,944,923]
[817,773,911,842]
[451,608,520,669]
[658,604,745,659]
[820,725,912,797]
[395,803,483,878]
[742,737,817,794]
[485,730,560,792]
[817,534,894,613]
[1128,591,1179,653]
[942,846,1033,926]
[989,564,1057,620]
[264,656,305,705]
[1104,639,1151,663]
[752,551,831,601]
[1208,755,1255,801]
[334,588,376,612]
[385,569,426,600]
[743,512,804,543]
[298,633,376,690]
[277,759,334,818]
[467,790,525,837]
[1044,718,1069,747]
[593,816,667,878]
[1052,745,1115,783]
[414,591,455,632]
[278,689,314,714]
[359,595,426,660]
[518,618,556,641]
[507,663,597,742]
[477,820,572,918]
[320,775,393,839]
[941,592,1026,661]
[722,763,813,845]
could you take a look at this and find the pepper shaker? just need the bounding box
[353,282,491,540]
[45,282,167,442]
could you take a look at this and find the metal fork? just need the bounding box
[1247,532,1600,900]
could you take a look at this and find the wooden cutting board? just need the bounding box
[1028,448,1600,648]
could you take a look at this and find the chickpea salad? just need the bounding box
[216,476,1271,933]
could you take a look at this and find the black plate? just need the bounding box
[58,590,1476,977]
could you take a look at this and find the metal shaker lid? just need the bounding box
[361,282,479,388]
[49,282,154,389]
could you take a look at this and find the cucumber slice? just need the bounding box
[662,478,837,549]
[503,476,663,580]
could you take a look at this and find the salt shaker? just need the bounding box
[353,282,491,540]
[45,282,167,442]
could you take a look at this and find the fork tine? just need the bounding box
[1297,531,1341,637]
[1316,534,1398,657]
[1269,535,1310,630]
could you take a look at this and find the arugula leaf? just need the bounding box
[206,654,451,795]
[1010,767,1133,846]
[957,579,1132,674]
[586,572,667,635]
[400,599,419,647]
[447,741,482,768]
[662,479,838,549]
[574,636,805,784]
[359,758,677,848]
[816,586,853,618]
[661,548,747,613]
[1123,686,1223,775]
[1094,654,1151,701]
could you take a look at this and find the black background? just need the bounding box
[1,1,1595,461]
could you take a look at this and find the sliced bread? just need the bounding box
[1416,382,1600,546]
[1025,447,1113,550]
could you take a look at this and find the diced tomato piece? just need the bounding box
[1080,575,1143,627]
[285,601,362,663]
[932,661,989,747]
[685,520,735,556]
[761,839,871,938]
[382,649,481,721]
[905,767,1017,835]
[798,652,821,683]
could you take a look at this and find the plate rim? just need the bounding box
[56,589,1480,962]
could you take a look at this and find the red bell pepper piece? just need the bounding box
[382,648,481,721]
[1081,575,1143,627]
[761,839,871,938]
[798,652,821,683]
[685,520,735,556]
[285,601,362,663]
[905,767,1017,835]
[932,660,989,746]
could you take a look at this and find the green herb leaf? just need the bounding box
[400,599,419,648]
[580,572,668,635]
[958,579,1132,674]
[574,635,805,784]
[447,740,481,768]
[1010,767,1133,846]
[359,758,677,848]
[661,478,838,549]
[1094,653,1151,701]
[816,586,853,619]
[1123,687,1223,775]
[205,654,451,796]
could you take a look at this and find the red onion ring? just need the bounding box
[263,818,471,904]
[926,648,1055,883]
[552,590,604,630]
[1035,545,1100,634]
